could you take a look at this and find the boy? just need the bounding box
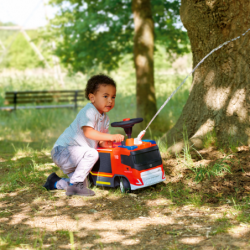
[43,74,124,196]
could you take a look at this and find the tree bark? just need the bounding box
[164,0,250,152]
[132,0,157,129]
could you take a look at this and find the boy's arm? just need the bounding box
[82,126,124,142]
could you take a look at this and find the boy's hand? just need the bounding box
[99,141,112,148]
[110,134,124,142]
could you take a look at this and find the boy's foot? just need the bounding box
[66,182,95,196]
[43,172,61,190]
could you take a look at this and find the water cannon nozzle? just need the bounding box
[134,130,146,145]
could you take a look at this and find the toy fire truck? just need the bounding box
[89,118,166,193]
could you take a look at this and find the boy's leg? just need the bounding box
[68,172,88,187]
[43,146,71,191]
[66,147,99,196]
[43,172,62,190]
[69,147,98,183]
[57,175,90,189]
[55,178,69,190]
[55,174,87,190]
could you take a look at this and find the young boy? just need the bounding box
[43,74,124,196]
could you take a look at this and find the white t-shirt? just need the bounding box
[54,103,110,149]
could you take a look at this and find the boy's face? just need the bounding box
[88,84,116,114]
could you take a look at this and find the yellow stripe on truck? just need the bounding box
[90,171,113,177]
[96,181,111,185]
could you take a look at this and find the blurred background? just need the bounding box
[0,0,192,151]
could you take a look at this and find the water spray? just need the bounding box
[137,27,250,140]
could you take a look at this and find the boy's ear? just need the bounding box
[88,93,95,103]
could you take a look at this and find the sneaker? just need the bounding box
[43,172,61,190]
[66,182,95,196]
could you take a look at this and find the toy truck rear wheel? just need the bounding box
[120,177,131,193]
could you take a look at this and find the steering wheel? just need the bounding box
[111,118,143,128]
[111,118,143,138]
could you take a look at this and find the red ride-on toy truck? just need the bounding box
[89,118,166,193]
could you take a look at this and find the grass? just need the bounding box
[203,130,218,148]
[191,157,232,184]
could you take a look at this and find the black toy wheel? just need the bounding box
[120,177,131,193]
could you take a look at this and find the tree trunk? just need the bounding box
[132,0,157,129]
[164,0,250,152]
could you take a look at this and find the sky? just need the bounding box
[0,0,56,29]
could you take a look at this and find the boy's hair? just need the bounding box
[85,74,116,100]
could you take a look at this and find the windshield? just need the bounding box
[121,145,162,171]
[130,145,162,170]
[133,149,161,165]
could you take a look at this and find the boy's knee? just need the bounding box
[86,148,99,162]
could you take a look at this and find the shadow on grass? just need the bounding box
[1,185,250,249]
[1,152,250,250]
[1,138,250,249]
[0,140,54,161]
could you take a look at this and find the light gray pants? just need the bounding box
[51,146,99,188]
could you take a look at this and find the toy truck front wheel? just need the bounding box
[120,177,131,193]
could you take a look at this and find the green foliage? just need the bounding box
[203,130,218,148]
[0,21,15,26]
[152,1,190,56]
[0,29,16,44]
[48,0,189,73]
[0,21,51,69]
[1,32,45,70]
